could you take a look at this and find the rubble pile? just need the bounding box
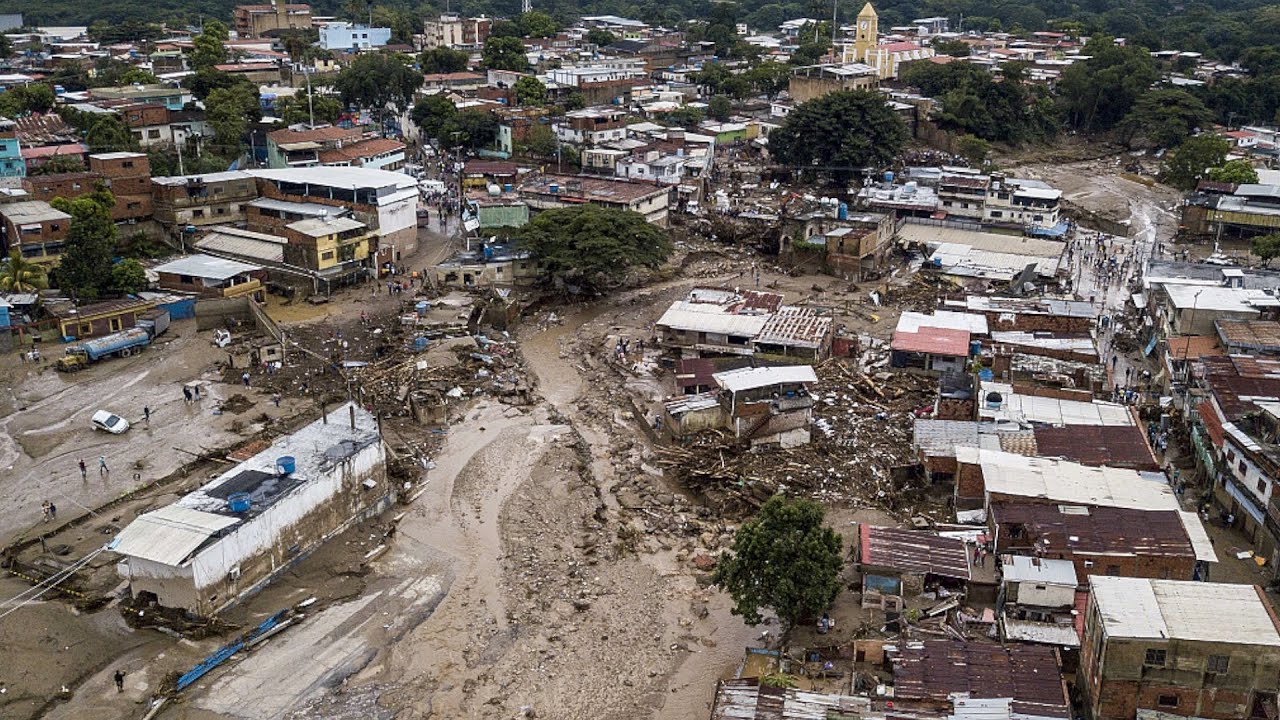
[655,359,935,517]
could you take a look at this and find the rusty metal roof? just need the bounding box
[889,641,1069,719]
[1217,320,1280,352]
[858,525,971,581]
[990,501,1195,559]
[756,307,832,349]
[710,678,872,720]
[1032,425,1158,471]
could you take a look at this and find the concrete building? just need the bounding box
[111,403,392,615]
[0,120,26,188]
[0,200,71,264]
[87,152,153,222]
[713,365,818,448]
[265,125,364,169]
[788,63,879,102]
[280,216,374,280]
[553,107,629,147]
[86,84,192,112]
[22,171,99,204]
[317,22,391,52]
[420,13,491,50]
[247,166,420,260]
[1081,577,1280,720]
[152,171,259,233]
[517,174,672,227]
[153,254,265,299]
[998,555,1080,648]
[843,3,935,79]
[51,297,157,339]
[234,2,313,39]
[615,151,686,186]
[984,175,1063,228]
[434,242,539,289]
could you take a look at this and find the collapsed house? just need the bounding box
[854,524,971,611]
[110,403,392,615]
[713,365,818,448]
[654,287,833,361]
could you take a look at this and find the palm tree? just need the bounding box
[0,249,49,293]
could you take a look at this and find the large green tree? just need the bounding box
[769,90,907,182]
[1058,39,1159,131]
[745,60,791,100]
[514,75,548,106]
[1207,159,1259,185]
[421,46,470,74]
[712,496,844,629]
[52,186,117,301]
[411,94,457,140]
[1118,89,1214,148]
[1253,233,1280,267]
[1161,134,1231,190]
[902,61,1056,142]
[482,36,529,72]
[334,53,423,120]
[516,11,559,38]
[111,258,147,294]
[205,82,260,156]
[84,115,138,153]
[515,204,672,295]
[438,109,499,151]
[190,19,229,72]
[708,95,732,121]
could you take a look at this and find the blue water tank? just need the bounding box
[415,300,429,317]
[227,492,251,513]
[884,171,894,183]
[837,202,848,220]
[276,456,296,475]
[969,340,982,356]
[483,245,494,260]
[415,336,429,351]
[550,183,560,194]
[503,183,513,192]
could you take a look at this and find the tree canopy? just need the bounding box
[482,36,530,72]
[708,95,732,121]
[1207,159,1260,185]
[1161,134,1232,190]
[1118,89,1214,148]
[51,185,117,302]
[111,258,147,294]
[901,61,1057,143]
[411,94,458,140]
[514,205,672,295]
[712,496,844,629]
[1253,233,1280,267]
[334,53,423,117]
[421,46,470,74]
[190,19,229,71]
[514,75,548,106]
[769,90,907,182]
[1058,39,1159,131]
[205,82,260,157]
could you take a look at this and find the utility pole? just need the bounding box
[176,133,185,175]
[304,68,315,126]
[831,0,838,45]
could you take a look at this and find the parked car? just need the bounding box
[91,410,130,434]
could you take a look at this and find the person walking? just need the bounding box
[241,371,251,387]
[143,405,150,426]
[114,669,125,693]
[48,502,56,522]
[41,500,51,523]
[78,458,87,481]
[99,455,109,477]
[183,385,192,403]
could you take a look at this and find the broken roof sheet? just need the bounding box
[710,678,871,720]
[1031,425,1157,470]
[655,302,770,337]
[1216,319,1280,351]
[755,307,832,349]
[896,310,990,335]
[858,525,971,580]
[990,502,1196,560]
[978,381,1134,427]
[1089,577,1280,645]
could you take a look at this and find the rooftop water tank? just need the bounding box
[837,202,848,220]
[276,455,296,475]
[985,391,1003,409]
[227,492,251,513]
[884,171,894,183]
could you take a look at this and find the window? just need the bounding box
[179,275,193,284]
[122,161,134,169]
[1083,560,1094,568]
[50,223,60,232]
[1106,565,1121,576]
[1158,695,1179,708]
[80,323,91,335]
[193,209,204,218]
[990,211,1003,218]
[109,317,123,332]
[1207,655,1230,673]
[1239,460,1247,474]
[321,250,335,260]
[1145,649,1167,667]
[147,130,161,139]
[1259,479,1268,494]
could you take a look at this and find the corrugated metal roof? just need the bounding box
[196,230,287,264]
[891,327,971,356]
[714,365,817,393]
[889,641,1069,718]
[1001,555,1077,585]
[710,679,872,720]
[755,307,832,349]
[1090,577,1280,645]
[110,505,240,566]
[859,525,971,580]
[961,447,1179,512]
[153,253,262,280]
[656,303,770,337]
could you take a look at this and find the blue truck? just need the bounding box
[56,309,171,372]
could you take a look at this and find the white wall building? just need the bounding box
[111,403,391,615]
[318,22,392,51]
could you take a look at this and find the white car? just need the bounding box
[91,410,130,434]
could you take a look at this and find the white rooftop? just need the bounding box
[1164,284,1276,313]
[1090,577,1280,645]
[896,310,989,336]
[959,447,1179,511]
[1001,555,1078,586]
[656,302,770,338]
[246,166,417,191]
[153,254,262,280]
[714,365,818,393]
[979,381,1133,427]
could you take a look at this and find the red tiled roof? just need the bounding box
[423,72,484,82]
[880,41,923,53]
[22,144,87,159]
[891,327,971,356]
[319,137,405,163]
[267,126,361,144]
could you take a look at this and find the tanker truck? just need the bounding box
[56,309,170,372]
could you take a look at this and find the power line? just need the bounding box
[0,546,106,620]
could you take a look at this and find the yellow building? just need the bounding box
[843,3,935,79]
[282,217,373,275]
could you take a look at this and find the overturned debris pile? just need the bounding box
[657,359,935,516]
